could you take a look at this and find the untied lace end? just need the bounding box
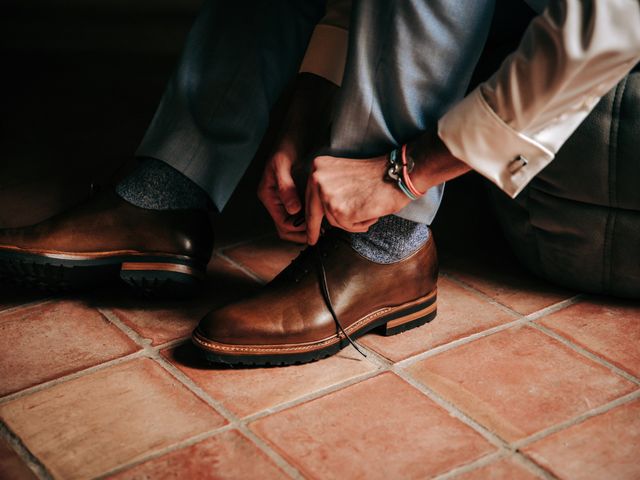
[314,249,368,359]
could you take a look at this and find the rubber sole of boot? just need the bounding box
[0,249,205,298]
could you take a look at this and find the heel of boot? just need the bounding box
[380,295,437,336]
[120,261,205,298]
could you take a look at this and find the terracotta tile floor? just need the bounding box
[1,227,639,479]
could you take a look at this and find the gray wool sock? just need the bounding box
[116,158,211,211]
[349,215,429,264]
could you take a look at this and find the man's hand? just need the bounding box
[305,155,412,245]
[304,132,471,245]
[258,150,306,243]
[258,73,338,243]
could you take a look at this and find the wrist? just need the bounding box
[405,132,469,193]
[405,136,435,194]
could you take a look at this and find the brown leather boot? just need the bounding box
[192,230,438,366]
[0,192,213,295]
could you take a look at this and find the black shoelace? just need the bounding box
[313,247,367,358]
[286,233,367,358]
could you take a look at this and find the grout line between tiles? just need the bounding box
[443,272,585,322]
[392,366,509,450]
[98,309,240,426]
[531,322,640,385]
[216,251,267,285]
[242,366,383,423]
[152,336,190,351]
[0,420,53,480]
[98,307,153,346]
[346,337,567,480]
[74,308,277,479]
[83,307,308,480]
[235,425,303,480]
[512,389,640,450]
[371,290,634,480]
[391,381,558,480]
[148,347,306,480]
[346,341,515,453]
[0,297,55,317]
[0,349,147,406]
[512,451,560,480]
[312,342,558,480]
[440,273,525,318]
[152,354,239,424]
[94,426,235,480]
[354,321,603,480]
[522,294,585,321]
[153,353,306,480]
[395,293,584,368]
[104,305,303,477]
[432,450,508,480]
[394,315,534,367]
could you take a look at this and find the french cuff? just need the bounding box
[299,24,348,87]
[438,88,554,198]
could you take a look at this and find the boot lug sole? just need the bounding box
[0,249,205,298]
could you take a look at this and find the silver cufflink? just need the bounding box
[508,155,528,174]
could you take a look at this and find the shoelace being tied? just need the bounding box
[287,233,367,358]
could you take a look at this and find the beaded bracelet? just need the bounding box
[387,145,425,200]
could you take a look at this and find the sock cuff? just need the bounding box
[116,158,212,211]
[349,215,429,264]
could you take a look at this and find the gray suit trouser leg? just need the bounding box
[329,0,495,223]
[136,0,324,212]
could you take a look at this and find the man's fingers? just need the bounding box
[261,190,287,223]
[305,179,324,245]
[263,194,306,233]
[323,206,350,232]
[273,154,302,215]
[258,162,306,236]
[282,215,306,232]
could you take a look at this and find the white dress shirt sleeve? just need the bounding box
[299,0,351,87]
[438,0,640,198]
